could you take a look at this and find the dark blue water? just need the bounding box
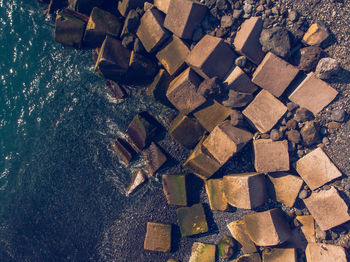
[0,1,175,261]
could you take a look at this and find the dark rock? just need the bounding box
[286,119,297,130]
[331,109,346,123]
[315,57,341,80]
[286,129,301,144]
[327,121,341,134]
[270,129,282,141]
[295,46,323,72]
[235,56,247,68]
[192,27,204,42]
[133,38,146,53]
[69,0,104,15]
[300,121,319,146]
[295,108,314,122]
[105,80,127,99]
[121,9,140,37]
[222,90,253,108]
[197,77,223,99]
[221,15,233,28]
[259,27,291,58]
[216,0,228,10]
[122,35,135,49]
[144,142,167,176]
[232,9,243,19]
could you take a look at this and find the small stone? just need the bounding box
[330,109,346,123]
[144,222,172,252]
[300,121,319,146]
[176,203,208,237]
[294,108,314,122]
[189,242,216,262]
[227,220,257,254]
[223,66,258,94]
[297,149,304,158]
[327,121,341,134]
[221,15,233,28]
[286,119,297,129]
[259,27,291,58]
[162,174,187,206]
[302,23,330,46]
[205,179,229,211]
[315,57,341,80]
[222,90,254,108]
[235,56,247,68]
[262,248,297,262]
[126,170,147,196]
[197,77,223,99]
[286,129,301,144]
[286,102,298,112]
[305,243,347,262]
[218,236,236,259]
[144,142,167,176]
[270,129,282,141]
[298,189,309,199]
[296,46,323,72]
[288,10,298,22]
[216,0,228,10]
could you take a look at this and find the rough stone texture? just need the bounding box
[223,173,267,209]
[146,69,173,105]
[162,174,187,206]
[197,77,223,99]
[227,220,257,254]
[233,253,261,262]
[166,68,206,114]
[233,17,265,65]
[289,72,338,115]
[189,242,216,262]
[121,9,140,37]
[222,90,253,108]
[253,139,289,173]
[259,27,291,58]
[305,243,347,262]
[176,203,208,237]
[243,208,292,246]
[164,0,207,40]
[270,129,282,141]
[331,109,346,123]
[303,187,350,231]
[205,179,229,211]
[112,137,136,165]
[295,147,342,190]
[262,248,297,262]
[118,0,144,17]
[294,107,314,122]
[126,170,147,196]
[217,235,235,259]
[300,121,319,146]
[243,90,287,133]
[296,215,315,243]
[144,142,167,176]
[252,52,299,97]
[203,121,253,165]
[223,66,258,94]
[144,222,172,252]
[154,0,170,14]
[295,46,323,72]
[268,173,303,207]
[156,35,190,76]
[302,23,330,46]
[315,57,341,80]
[186,35,236,79]
[136,8,170,53]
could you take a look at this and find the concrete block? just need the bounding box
[295,215,315,243]
[118,0,144,17]
[144,142,167,176]
[223,66,258,94]
[144,222,172,252]
[154,0,171,14]
[205,179,229,211]
[227,220,257,254]
[233,253,261,262]
[112,137,136,165]
[305,243,347,262]
[218,236,235,259]
[69,0,104,15]
[189,242,216,262]
[162,174,187,206]
[105,80,127,99]
[127,50,158,80]
[176,203,208,237]
[262,248,296,262]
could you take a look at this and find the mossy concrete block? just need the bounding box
[118,0,144,17]
[54,8,88,48]
[218,235,235,259]
[144,142,167,176]
[189,242,216,262]
[262,248,297,262]
[69,0,104,15]
[144,222,172,252]
[126,170,147,196]
[169,114,204,149]
[112,137,136,165]
[146,69,173,106]
[83,7,122,47]
[162,174,187,206]
[227,220,257,254]
[176,203,208,237]
[205,179,229,211]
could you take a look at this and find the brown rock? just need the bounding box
[144,222,172,252]
[253,139,289,173]
[189,242,216,262]
[303,187,350,231]
[162,174,187,206]
[112,137,136,165]
[268,172,303,207]
[223,66,258,94]
[295,147,342,190]
[270,129,282,141]
[166,68,206,114]
[296,46,323,72]
[286,129,301,144]
[289,72,338,115]
[233,17,265,65]
[286,119,297,130]
[197,77,223,99]
[223,173,267,209]
[300,121,319,145]
[243,90,287,133]
[154,0,170,14]
[186,35,236,79]
[262,248,297,262]
[222,90,254,108]
[305,243,347,262]
[252,52,299,97]
[203,121,253,165]
[126,170,147,196]
[296,215,315,243]
[302,23,330,46]
[243,208,292,246]
[233,253,261,262]
[294,107,314,122]
[327,121,341,134]
[227,220,257,254]
[205,179,229,211]
[144,142,167,176]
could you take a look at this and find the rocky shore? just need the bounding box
[39,0,349,261]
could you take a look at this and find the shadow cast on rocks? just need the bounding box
[326,68,350,85]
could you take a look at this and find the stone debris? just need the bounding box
[218,235,235,259]
[126,170,147,196]
[197,77,223,99]
[188,242,216,262]
[315,57,341,80]
[303,187,350,231]
[203,121,253,165]
[295,215,316,243]
[302,23,330,46]
[259,27,291,58]
[164,0,207,40]
[223,66,258,94]
[268,173,303,207]
[289,72,338,115]
[162,174,187,206]
[253,139,289,173]
[233,17,265,65]
[252,52,299,97]
[243,208,291,246]
[262,248,297,262]
[233,253,261,262]
[227,220,257,254]
[186,35,236,79]
[113,137,136,165]
[144,142,167,176]
[146,69,172,105]
[176,203,208,237]
[144,222,172,252]
[118,0,144,17]
[243,90,287,133]
[166,68,206,114]
[295,147,342,190]
[331,109,346,123]
[205,179,229,211]
[305,243,347,262]
[223,173,267,209]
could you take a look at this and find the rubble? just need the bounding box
[176,203,208,237]
[144,222,172,252]
[188,242,216,262]
[144,142,167,176]
[305,243,347,262]
[218,235,235,259]
[118,0,144,17]
[205,179,229,211]
[162,174,187,206]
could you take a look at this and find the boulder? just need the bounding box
[315,57,341,80]
[176,203,208,237]
[300,121,319,146]
[144,222,172,252]
[259,27,291,58]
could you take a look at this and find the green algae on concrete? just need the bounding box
[189,242,216,262]
[176,203,208,237]
[144,222,172,252]
[144,142,167,176]
[205,179,229,211]
[218,235,235,259]
[162,174,187,206]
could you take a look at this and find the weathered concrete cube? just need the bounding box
[205,179,229,211]
[186,35,236,79]
[54,8,88,48]
[253,139,289,173]
[83,7,122,47]
[162,174,187,206]
[289,72,338,115]
[305,243,347,262]
[302,23,330,46]
[105,80,127,99]
[268,172,303,207]
[223,66,258,94]
[126,112,159,153]
[118,0,144,17]
[94,36,131,81]
[120,9,140,37]
[136,8,170,53]
[144,142,167,176]
[243,208,291,246]
[69,0,104,15]
[164,0,207,39]
[169,114,204,149]
[252,52,299,97]
[203,121,253,165]
[166,68,206,114]
[303,187,350,231]
[144,222,172,252]
[243,90,287,133]
[184,139,222,180]
[189,242,216,262]
[193,100,233,132]
[223,173,267,209]
[234,253,261,262]
[154,0,171,14]
[295,215,315,243]
[156,35,190,75]
[295,147,342,190]
[233,17,265,65]
[113,137,136,165]
[176,203,208,237]
[227,220,257,254]
[126,169,147,196]
[146,69,172,105]
[262,248,296,262]
[127,51,158,81]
